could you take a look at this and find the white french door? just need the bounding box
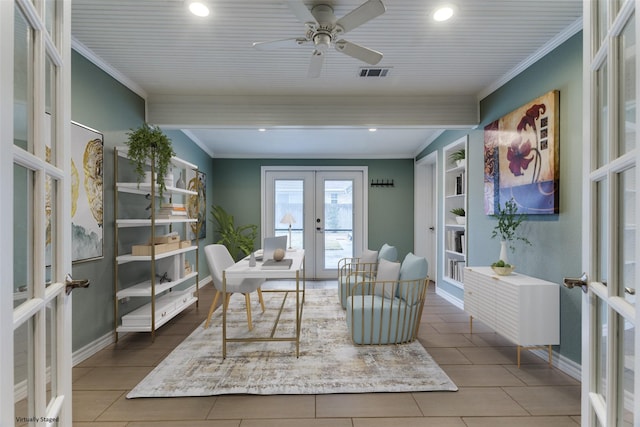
[262,167,367,279]
[2,0,73,426]
[580,1,639,426]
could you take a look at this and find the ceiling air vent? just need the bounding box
[359,67,391,77]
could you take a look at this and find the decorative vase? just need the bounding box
[176,171,186,189]
[499,241,509,264]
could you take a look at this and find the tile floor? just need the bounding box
[70,281,581,426]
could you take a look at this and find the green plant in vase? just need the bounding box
[490,198,531,264]
[449,148,466,166]
[450,207,466,224]
[211,205,258,261]
[125,123,175,198]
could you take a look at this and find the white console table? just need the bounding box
[463,266,560,367]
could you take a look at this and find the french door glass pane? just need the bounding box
[14,5,31,152]
[597,0,608,43]
[618,167,636,303]
[45,55,57,165]
[274,180,304,249]
[44,0,56,41]
[14,319,33,424]
[46,301,57,411]
[596,179,609,282]
[46,174,58,280]
[14,164,33,304]
[597,64,609,168]
[618,15,636,155]
[596,298,608,397]
[618,318,634,426]
[323,180,353,269]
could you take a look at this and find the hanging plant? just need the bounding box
[125,123,175,197]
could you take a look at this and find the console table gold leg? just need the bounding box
[469,315,473,334]
[517,345,521,368]
[548,344,552,367]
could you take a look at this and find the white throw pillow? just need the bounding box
[359,249,378,264]
[374,258,401,299]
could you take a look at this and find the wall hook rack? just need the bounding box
[370,179,394,187]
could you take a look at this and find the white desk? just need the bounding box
[222,249,305,358]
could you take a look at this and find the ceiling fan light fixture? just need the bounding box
[313,33,332,51]
[432,5,456,22]
[187,1,210,17]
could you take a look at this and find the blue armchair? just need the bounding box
[337,243,398,309]
[346,253,429,345]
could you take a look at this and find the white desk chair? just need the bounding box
[203,244,265,330]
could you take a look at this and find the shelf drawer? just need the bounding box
[121,291,192,328]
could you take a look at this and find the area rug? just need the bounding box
[127,288,458,397]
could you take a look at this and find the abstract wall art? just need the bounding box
[484,90,560,215]
[71,122,104,262]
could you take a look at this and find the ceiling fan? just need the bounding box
[252,0,386,78]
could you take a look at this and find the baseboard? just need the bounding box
[530,348,582,381]
[435,287,464,310]
[435,286,582,383]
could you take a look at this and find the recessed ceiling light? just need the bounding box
[369,128,377,132]
[258,128,267,132]
[433,5,455,22]
[187,1,210,17]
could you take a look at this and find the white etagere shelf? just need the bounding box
[113,146,200,341]
[441,135,468,289]
[116,290,198,333]
[116,271,199,299]
[116,218,197,228]
[116,245,197,264]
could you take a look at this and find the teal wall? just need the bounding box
[210,158,415,261]
[417,33,583,364]
[70,51,213,351]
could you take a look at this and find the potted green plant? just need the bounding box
[450,207,466,224]
[125,123,175,197]
[449,148,466,167]
[211,205,258,261]
[490,198,531,264]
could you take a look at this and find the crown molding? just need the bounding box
[71,37,147,100]
[477,17,583,101]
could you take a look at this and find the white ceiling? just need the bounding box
[70,0,583,158]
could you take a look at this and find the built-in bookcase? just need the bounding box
[442,136,468,288]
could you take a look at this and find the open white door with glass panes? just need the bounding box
[577,1,639,425]
[262,167,367,279]
[2,0,76,425]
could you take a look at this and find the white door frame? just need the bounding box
[261,166,368,279]
[581,1,639,426]
[2,0,73,425]
[415,151,438,283]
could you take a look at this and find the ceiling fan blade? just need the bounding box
[286,0,318,25]
[335,40,383,65]
[253,38,310,51]
[307,50,325,78]
[336,0,385,34]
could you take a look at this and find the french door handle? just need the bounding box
[65,273,90,295]
[625,287,636,296]
[563,273,588,293]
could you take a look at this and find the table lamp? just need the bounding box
[280,213,296,249]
